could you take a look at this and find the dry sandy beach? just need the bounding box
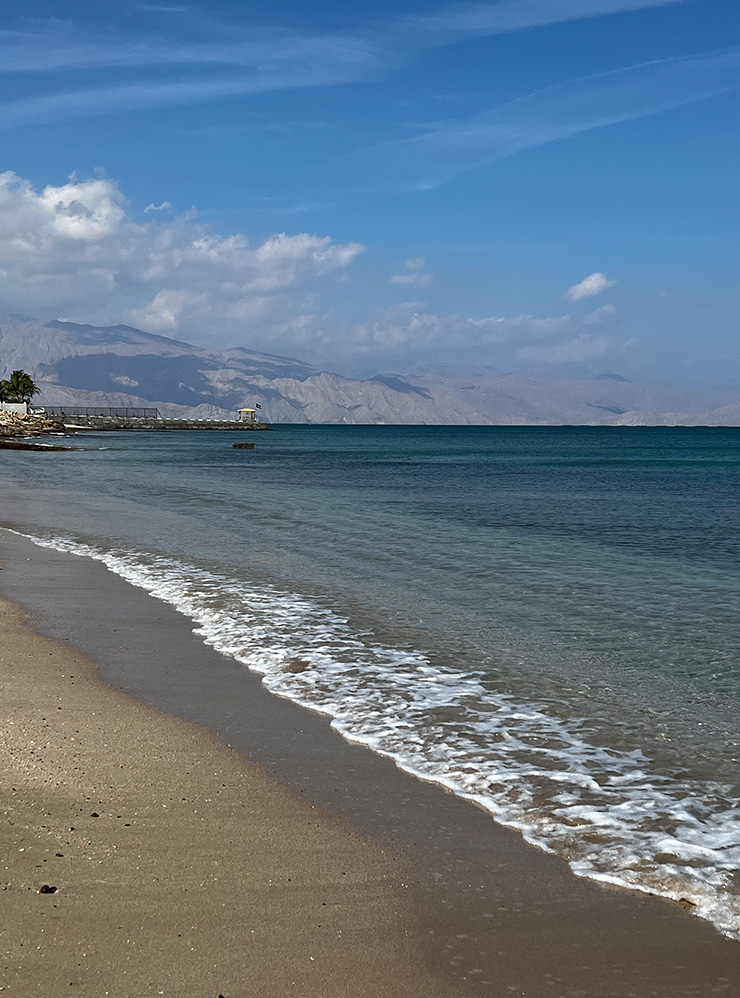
[1,530,739,996]
[0,596,461,997]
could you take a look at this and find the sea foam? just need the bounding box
[17,529,740,940]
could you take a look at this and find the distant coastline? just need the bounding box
[4,316,740,427]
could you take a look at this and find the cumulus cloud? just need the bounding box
[332,301,614,372]
[583,303,619,325]
[0,170,364,344]
[128,289,186,330]
[144,201,172,212]
[0,169,629,374]
[390,255,433,288]
[564,272,616,301]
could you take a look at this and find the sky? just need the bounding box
[0,0,738,383]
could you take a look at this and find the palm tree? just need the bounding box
[5,370,39,403]
[0,379,11,402]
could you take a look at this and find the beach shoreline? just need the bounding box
[1,528,738,996]
[0,591,461,997]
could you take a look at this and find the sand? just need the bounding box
[0,597,461,997]
[1,529,739,997]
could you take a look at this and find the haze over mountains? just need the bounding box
[2,316,739,426]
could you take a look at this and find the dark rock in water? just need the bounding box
[37,884,57,894]
[285,659,311,674]
[232,441,255,449]
[0,439,74,451]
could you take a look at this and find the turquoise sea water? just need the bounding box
[2,425,739,936]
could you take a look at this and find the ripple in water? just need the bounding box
[20,529,740,941]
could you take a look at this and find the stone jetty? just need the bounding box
[61,415,271,431]
[0,411,69,438]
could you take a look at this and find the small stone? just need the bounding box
[678,897,696,910]
[285,659,311,674]
[90,812,99,818]
[37,885,57,894]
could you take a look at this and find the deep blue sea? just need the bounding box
[2,425,739,937]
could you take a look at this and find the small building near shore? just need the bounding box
[0,402,28,415]
[237,407,258,422]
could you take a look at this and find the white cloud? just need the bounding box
[391,255,432,288]
[390,271,433,288]
[0,169,629,374]
[38,177,126,241]
[332,302,615,372]
[144,201,172,212]
[564,272,616,301]
[583,303,619,325]
[128,289,187,330]
[0,170,364,344]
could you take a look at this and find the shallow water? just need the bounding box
[2,425,739,937]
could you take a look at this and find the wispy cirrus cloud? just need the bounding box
[0,26,386,75]
[0,0,701,129]
[348,48,740,190]
[404,0,701,41]
[0,1,697,75]
[0,20,393,130]
[0,71,377,132]
[138,4,190,11]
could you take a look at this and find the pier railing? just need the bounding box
[40,406,161,419]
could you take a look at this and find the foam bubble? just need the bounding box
[16,529,740,940]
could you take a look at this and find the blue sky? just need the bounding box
[0,0,738,383]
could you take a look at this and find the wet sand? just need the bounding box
[0,596,461,997]
[1,529,738,996]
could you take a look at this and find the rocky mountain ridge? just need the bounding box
[2,316,739,425]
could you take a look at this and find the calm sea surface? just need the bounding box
[2,425,739,937]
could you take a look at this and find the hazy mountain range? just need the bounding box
[2,316,739,425]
